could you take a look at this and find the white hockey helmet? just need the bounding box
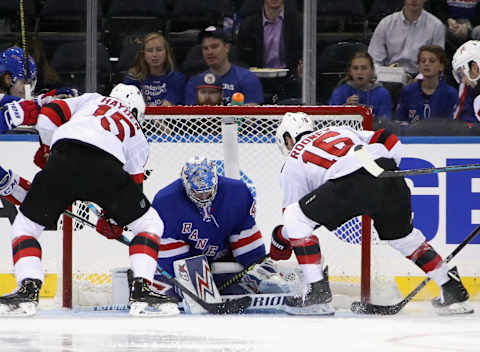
[452,40,480,84]
[109,83,146,122]
[275,112,315,155]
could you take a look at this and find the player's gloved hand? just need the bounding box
[2,100,40,129]
[270,225,292,261]
[35,88,80,106]
[0,166,15,197]
[33,144,50,169]
[96,212,123,240]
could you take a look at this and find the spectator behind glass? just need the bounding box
[368,0,445,77]
[237,0,302,103]
[328,52,393,119]
[396,45,458,122]
[124,32,186,106]
[30,37,62,92]
[196,72,223,105]
[185,26,264,106]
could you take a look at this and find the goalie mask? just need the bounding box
[181,156,218,209]
[275,112,315,155]
[109,83,146,122]
[0,47,38,96]
[452,40,480,84]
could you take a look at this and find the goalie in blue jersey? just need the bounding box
[151,156,289,297]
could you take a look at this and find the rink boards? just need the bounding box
[0,135,480,301]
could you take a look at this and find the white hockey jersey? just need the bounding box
[36,93,149,176]
[280,126,403,209]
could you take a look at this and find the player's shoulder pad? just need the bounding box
[369,128,400,151]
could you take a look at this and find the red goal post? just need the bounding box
[62,105,379,308]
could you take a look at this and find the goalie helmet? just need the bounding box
[181,156,218,208]
[109,83,146,122]
[0,47,38,92]
[275,112,315,155]
[452,40,480,84]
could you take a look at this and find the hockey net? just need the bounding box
[60,105,400,309]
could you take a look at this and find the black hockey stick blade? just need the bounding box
[63,209,252,314]
[379,163,480,178]
[351,223,480,315]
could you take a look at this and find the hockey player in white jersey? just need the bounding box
[271,112,473,315]
[0,83,179,316]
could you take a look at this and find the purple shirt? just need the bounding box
[262,9,286,68]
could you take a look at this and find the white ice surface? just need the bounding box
[0,302,479,352]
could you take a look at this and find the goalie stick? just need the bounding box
[63,209,251,314]
[351,223,480,315]
[217,254,270,291]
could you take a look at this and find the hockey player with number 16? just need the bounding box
[271,112,473,316]
[0,83,178,317]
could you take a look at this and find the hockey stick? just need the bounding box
[379,163,480,178]
[353,145,480,178]
[63,209,251,314]
[19,0,32,100]
[351,223,480,315]
[217,254,270,291]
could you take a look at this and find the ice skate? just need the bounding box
[432,267,474,316]
[283,267,335,316]
[0,278,42,317]
[129,277,180,316]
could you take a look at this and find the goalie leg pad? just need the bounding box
[174,255,222,314]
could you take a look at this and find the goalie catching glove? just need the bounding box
[96,211,124,240]
[239,258,290,294]
[270,225,292,261]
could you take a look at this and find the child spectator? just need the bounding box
[328,51,393,119]
[396,45,458,122]
[124,32,186,106]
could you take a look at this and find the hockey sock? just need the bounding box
[291,235,324,283]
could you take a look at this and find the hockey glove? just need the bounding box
[96,212,124,240]
[2,100,40,129]
[34,88,80,106]
[33,144,50,169]
[0,166,30,205]
[270,225,292,261]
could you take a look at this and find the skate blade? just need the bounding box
[0,302,36,317]
[434,302,474,316]
[129,302,180,317]
[283,303,335,316]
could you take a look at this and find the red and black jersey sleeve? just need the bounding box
[39,100,72,127]
[369,128,399,151]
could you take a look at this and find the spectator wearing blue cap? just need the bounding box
[185,26,264,105]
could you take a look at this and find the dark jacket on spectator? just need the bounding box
[237,8,302,76]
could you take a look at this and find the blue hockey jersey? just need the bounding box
[152,176,266,276]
